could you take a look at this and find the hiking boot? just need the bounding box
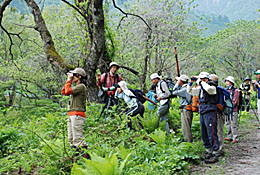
[232,140,238,143]
[204,152,213,159]
[215,149,225,157]
[205,155,218,164]
[224,138,232,142]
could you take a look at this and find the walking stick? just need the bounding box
[174,47,180,77]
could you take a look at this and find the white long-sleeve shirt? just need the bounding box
[156,80,171,106]
[187,81,216,99]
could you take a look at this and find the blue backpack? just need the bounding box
[217,86,233,115]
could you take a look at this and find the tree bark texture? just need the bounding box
[140,27,152,92]
[24,0,74,73]
[83,0,106,102]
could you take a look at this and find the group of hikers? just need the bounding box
[61,61,260,163]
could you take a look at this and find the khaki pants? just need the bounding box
[225,112,239,141]
[68,115,87,147]
[181,109,193,142]
[217,112,224,150]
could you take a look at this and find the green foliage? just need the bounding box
[1,0,258,174]
[71,152,131,175]
[140,110,159,133]
[150,129,166,145]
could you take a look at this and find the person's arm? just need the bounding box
[187,82,200,96]
[115,90,123,99]
[201,81,216,95]
[71,84,85,95]
[118,75,123,82]
[233,89,239,106]
[187,82,193,95]
[159,81,171,99]
[97,73,106,87]
[172,85,187,98]
[61,80,73,96]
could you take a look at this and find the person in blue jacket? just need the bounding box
[146,84,158,111]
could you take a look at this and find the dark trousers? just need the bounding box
[200,111,219,152]
[125,103,145,129]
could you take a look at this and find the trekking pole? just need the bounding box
[174,47,180,77]
[140,94,157,105]
[103,95,112,128]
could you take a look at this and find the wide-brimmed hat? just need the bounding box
[150,73,162,80]
[118,81,127,89]
[176,75,189,82]
[225,76,235,84]
[254,70,260,75]
[199,72,210,79]
[70,68,86,77]
[109,62,120,70]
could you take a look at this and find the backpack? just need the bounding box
[129,89,146,104]
[159,79,176,98]
[217,86,233,115]
[186,96,199,112]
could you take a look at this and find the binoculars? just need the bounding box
[102,86,116,92]
[191,77,198,81]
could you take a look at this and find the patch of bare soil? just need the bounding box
[190,115,260,175]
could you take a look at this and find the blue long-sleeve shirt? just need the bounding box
[172,84,192,108]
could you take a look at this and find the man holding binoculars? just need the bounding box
[97,62,123,104]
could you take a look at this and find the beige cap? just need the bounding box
[225,76,235,84]
[70,68,86,77]
[210,74,219,82]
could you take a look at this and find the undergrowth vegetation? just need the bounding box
[0,97,205,174]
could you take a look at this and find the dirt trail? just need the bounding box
[190,116,260,175]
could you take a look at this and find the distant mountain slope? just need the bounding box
[193,0,260,21]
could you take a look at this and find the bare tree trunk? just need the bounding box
[140,27,152,92]
[83,0,106,102]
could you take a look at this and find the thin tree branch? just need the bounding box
[111,0,152,31]
[61,0,88,21]
[0,0,14,59]
[120,65,139,75]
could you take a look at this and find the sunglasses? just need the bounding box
[73,73,80,77]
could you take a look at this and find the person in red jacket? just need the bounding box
[224,76,240,143]
[61,68,88,155]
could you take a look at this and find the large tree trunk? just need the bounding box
[83,0,106,102]
[24,0,108,102]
